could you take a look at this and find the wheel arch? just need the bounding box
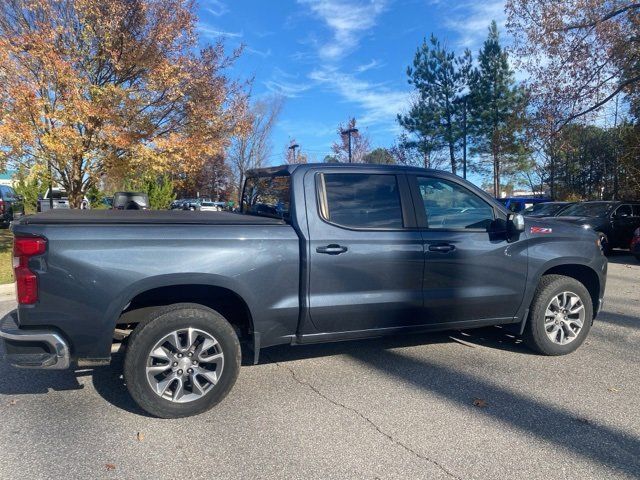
[109,275,257,357]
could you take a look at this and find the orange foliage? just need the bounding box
[0,0,248,206]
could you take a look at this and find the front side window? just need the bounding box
[417,176,494,230]
[615,204,633,217]
[319,173,403,229]
[242,175,291,220]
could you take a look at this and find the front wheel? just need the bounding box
[124,303,241,418]
[523,275,593,356]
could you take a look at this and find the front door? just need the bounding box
[306,169,424,333]
[611,204,640,247]
[411,174,528,325]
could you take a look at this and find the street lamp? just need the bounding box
[340,127,358,163]
[288,143,299,163]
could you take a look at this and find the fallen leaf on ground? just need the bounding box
[136,432,145,442]
[473,398,488,408]
[608,387,620,393]
[105,464,116,471]
[7,400,17,406]
[576,417,591,424]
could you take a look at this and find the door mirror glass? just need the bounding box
[508,213,525,232]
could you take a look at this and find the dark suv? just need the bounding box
[0,185,24,226]
[555,201,640,253]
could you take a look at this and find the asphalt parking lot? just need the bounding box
[0,254,638,480]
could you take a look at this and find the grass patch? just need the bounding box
[0,228,13,285]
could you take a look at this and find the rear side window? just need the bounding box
[416,176,494,230]
[319,173,403,229]
[242,175,291,220]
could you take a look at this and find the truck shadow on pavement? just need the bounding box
[345,348,640,479]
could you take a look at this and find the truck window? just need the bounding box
[242,175,291,220]
[417,176,494,230]
[319,173,403,229]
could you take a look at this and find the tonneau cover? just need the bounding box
[16,209,286,225]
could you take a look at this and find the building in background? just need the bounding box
[0,169,17,187]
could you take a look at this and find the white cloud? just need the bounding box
[197,23,243,39]
[298,0,387,60]
[356,59,383,73]
[308,67,410,125]
[264,68,313,97]
[246,46,272,58]
[203,0,229,17]
[444,1,507,49]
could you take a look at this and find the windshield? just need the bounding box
[523,203,568,216]
[241,175,291,220]
[558,202,613,217]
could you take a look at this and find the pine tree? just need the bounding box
[469,21,527,197]
[398,35,472,175]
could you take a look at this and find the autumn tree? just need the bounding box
[0,0,248,207]
[228,96,283,201]
[506,0,640,127]
[468,21,528,197]
[398,35,472,175]
[331,118,370,163]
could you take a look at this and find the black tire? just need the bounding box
[523,274,593,356]
[124,303,241,418]
[596,232,611,255]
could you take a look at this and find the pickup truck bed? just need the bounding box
[19,209,286,225]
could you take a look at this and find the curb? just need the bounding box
[0,282,15,300]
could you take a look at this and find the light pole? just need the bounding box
[288,143,299,163]
[340,127,358,163]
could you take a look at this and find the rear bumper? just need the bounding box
[0,312,70,369]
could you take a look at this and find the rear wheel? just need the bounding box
[523,275,593,356]
[124,303,241,418]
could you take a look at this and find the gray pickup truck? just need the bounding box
[1,164,607,418]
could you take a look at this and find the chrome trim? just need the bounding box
[0,312,70,369]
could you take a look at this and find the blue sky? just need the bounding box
[196,0,508,166]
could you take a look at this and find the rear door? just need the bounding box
[305,168,424,333]
[410,174,528,325]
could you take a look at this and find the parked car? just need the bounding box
[631,227,640,262]
[181,198,201,211]
[2,164,607,418]
[522,201,574,218]
[555,201,640,254]
[112,192,150,210]
[0,185,24,226]
[497,197,551,213]
[37,187,70,212]
[200,201,222,212]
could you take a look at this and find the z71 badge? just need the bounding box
[530,226,553,234]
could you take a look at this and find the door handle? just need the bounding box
[316,244,348,255]
[428,244,455,253]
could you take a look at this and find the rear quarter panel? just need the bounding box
[13,224,300,359]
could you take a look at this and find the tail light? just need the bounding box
[13,236,47,304]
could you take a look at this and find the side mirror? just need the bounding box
[508,213,525,233]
